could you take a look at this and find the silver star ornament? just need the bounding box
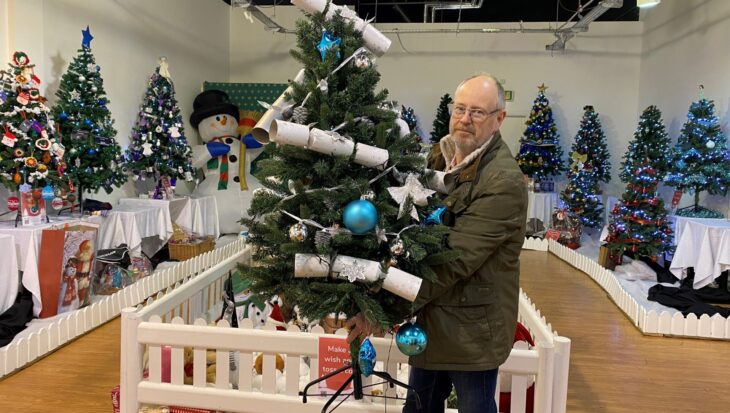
[387,174,435,221]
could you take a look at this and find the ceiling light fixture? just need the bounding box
[637,0,661,8]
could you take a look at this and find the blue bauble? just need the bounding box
[87,148,97,155]
[343,199,377,234]
[84,119,93,126]
[41,184,55,201]
[396,322,427,356]
[358,338,376,377]
[59,112,68,121]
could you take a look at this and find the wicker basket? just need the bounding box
[168,237,215,261]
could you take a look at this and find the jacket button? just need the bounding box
[460,297,466,303]
[446,200,453,206]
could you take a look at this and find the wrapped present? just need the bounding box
[598,244,622,271]
[550,208,582,249]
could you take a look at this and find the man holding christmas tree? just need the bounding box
[348,74,527,412]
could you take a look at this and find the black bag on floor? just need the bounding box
[0,287,34,348]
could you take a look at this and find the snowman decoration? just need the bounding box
[190,90,263,234]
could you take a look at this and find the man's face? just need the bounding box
[449,77,506,155]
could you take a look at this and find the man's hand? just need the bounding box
[345,313,384,344]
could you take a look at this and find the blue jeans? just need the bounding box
[402,366,498,413]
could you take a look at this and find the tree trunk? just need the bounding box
[694,187,700,211]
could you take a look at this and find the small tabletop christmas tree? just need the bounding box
[516,84,565,182]
[666,87,730,218]
[52,26,126,205]
[0,51,67,209]
[606,159,673,260]
[570,105,611,185]
[620,105,671,183]
[429,93,451,145]
[124,58,194,196]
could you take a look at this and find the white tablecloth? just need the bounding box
[0,217,80,316]
[119,196,219,239]
[669,216,730,289]
[97,204,173,257]
[527,191,559,228]
[0,234,19,314]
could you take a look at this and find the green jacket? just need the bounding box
[410,132,528,371]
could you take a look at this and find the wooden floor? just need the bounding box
[1,251,729,412]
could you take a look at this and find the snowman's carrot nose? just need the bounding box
[221,117,228,126]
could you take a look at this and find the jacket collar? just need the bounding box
[439,131,503,184]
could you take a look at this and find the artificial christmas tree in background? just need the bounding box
[561,151,604,228]
[429,93,451,145]
[52,26,126,204]
[516,84,565,184]
[605,159,673,260]
[665,88,730,218]
[0,51,67,202]
[241,4,455,360]
[570,105,611,185]
[620,105,671,183]
[124,57,194,195]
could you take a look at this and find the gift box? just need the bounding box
[38,222,99,318]
[598,244,621,271]
[550,209,583,249]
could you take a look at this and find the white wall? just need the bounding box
[2,0,230,203]
[229,7,643,196]
[639,0,730,213]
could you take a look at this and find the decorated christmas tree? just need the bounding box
[241,4,454,358]
[561,152,604,228]
[570,105,611,184]
[516,84,565,181]
[620,105,671,183]
[51,27,126,202]
[606,160,672,259]
[665,88,730,218]
[0,51,66,195]
[429,93,451,145]
[124,58,194,193]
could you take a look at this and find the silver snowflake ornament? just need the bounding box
[340,260,367,283]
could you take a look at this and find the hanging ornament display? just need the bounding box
[342,199,378,234]
[395,321,428,356]
[316,30,342,61]
[289,222,308,242]
[354,53,372,69]
[387,174,435,221]
[358,338,376,377]
[389,238,405,256]
[291,106,309,124]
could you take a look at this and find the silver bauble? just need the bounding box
[289,223,308,242]
[390,238,405,256]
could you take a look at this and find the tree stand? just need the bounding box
[300,358,420,413]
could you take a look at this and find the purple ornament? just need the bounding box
[132,152,140,161]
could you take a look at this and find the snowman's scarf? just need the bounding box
[206,135,248,191]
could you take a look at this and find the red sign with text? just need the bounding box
[318,336,353,394]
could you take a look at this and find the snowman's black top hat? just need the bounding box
[190,90,240,129]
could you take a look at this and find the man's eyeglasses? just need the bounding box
[452,106,502,122]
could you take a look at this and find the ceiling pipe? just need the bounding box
[392,4,412,23]
[546,0,623,50]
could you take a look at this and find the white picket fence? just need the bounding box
[0,238,249,380]
[547,239,730,339]
[120,249,571,413]
[523,236,549,251]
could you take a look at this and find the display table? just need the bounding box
[0,234,19,315]
[527,191,559,228]
[670,216,730,289]
[97,204,173,257]
[119,196,219,239]
[0,217,80,316]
